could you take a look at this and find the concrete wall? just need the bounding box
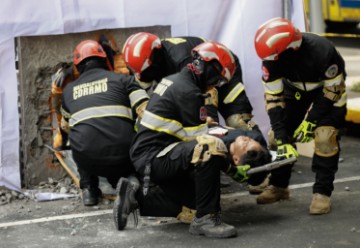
[17,26,171,187]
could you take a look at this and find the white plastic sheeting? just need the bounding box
[0,0,305,190]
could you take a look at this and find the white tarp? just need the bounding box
[0,0,305,190]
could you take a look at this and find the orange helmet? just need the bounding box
[73,40,107,66]
[122,32,162,79]
[254,17,302,60]
[192,41,236,82]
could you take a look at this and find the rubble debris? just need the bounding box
[0,176,81,205]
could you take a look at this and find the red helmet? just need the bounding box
[192,41,236,82]
[254,17,302,60]
[122,32,162,78]
[73,40,107,65]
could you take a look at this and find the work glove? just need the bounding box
[51,63,73,87]
[276,143,298,161]
[204,87,218,108]
[99,34,116,69]
[53,128,63,150]
[247,119,260,132]
[230,165,251,183]
[225,113,259,131]
[293,120,317,143]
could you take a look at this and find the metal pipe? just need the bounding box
[283,0,291,19]
[309,0,325,33]
[40,127,54,131]
[43,144,65,158]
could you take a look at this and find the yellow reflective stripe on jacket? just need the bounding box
[262,79,283,94]
[291,81,323,91]
[324,74,344,87]
[69,105,133,127]
[60,106,71,119]
[333,92,347,107]
[129,89,149,107]
[223,82,245,104]
[141,110,208,140]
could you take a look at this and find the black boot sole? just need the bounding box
[113,177,129,230]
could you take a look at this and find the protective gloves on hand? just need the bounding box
[52,63,74,87]
[276,143,298,161]
[293,120,317,143]
[230,164,251,183]
[225,113,259,131]
[204,87,218,108]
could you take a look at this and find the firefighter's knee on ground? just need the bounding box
[314,126,339,157]
[191,134,228,165]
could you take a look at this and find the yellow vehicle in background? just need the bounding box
[305,0,360,29]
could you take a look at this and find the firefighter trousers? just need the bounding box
[136,140,223,218]
[270,84,346,196]
[72,150,135,190]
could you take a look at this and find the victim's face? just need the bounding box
[231,136,262,165]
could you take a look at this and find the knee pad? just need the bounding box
[191,134,228,165]
[314,126,339,157]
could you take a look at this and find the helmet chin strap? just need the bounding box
[188,59,226,92]
[187,62,207,93]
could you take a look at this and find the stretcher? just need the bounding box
[247,156,297,175]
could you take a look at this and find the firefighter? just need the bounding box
[121,32,257,130]
[113,41,244,238]
[50,34,129,150]
[254,17,347,214]
[61,40,149,206]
